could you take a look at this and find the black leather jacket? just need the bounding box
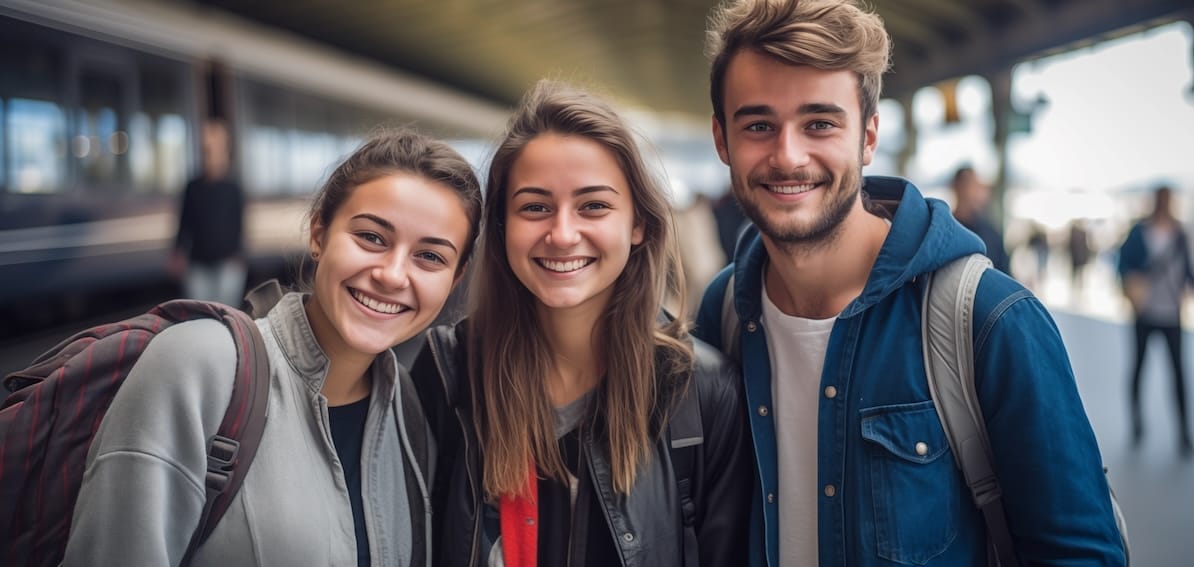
[409,322,752,567]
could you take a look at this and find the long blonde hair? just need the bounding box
[470,80,692,498]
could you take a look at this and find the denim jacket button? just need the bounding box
[767,493,776,503]
[824,484,837,497]
[623,532,635,542]
[746,321,758,332]
[824,385,837,399]
[915,441,929,456]
[757,405,769,417]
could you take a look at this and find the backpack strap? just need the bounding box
[176,303,271,566]
[922,254,1019,567]
[720,273,740,360]
[669,372,704,567]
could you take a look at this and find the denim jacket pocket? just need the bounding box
[860,400,959,565]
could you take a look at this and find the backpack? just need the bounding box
[0,299,271,567]
[718,253,1130,566]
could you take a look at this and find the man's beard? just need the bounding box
[733,164,862,248]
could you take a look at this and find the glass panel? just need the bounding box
[7,98,67,193]
[134,60,192,194]
[129,111,154,190]
[156,114,188,193]
[76,70,128,189]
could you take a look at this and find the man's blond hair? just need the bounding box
[707,0,891,127]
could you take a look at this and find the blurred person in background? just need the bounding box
[1069,218,1093,295]
[950,165,1010,274]
[1117,185,1194,457]
[170,119,247,306]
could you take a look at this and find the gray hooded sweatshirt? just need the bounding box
[64,292,432,566]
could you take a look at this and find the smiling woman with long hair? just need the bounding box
[411,80,751,567]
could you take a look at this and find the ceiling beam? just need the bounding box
[883,0,1194,98]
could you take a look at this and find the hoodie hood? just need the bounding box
[732,176,985,320]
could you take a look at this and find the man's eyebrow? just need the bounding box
[731,102,847,121]
[732,104,774,120]
[798,102,847,115]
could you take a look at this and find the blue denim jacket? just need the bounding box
[695,177,1125,566]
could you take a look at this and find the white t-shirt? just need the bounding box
[762,285,836,567]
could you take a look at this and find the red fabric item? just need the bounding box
[499,468,539,567]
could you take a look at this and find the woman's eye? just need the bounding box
[357,232,384,245]
[417,251,447,265]
[581,201,611,212]
[520,203,550,214]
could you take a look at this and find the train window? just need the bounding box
[130,61,193,194]
[6,98,67,194]
[75,70,129,190]
[156,114,189,193]
[0,102,5,189]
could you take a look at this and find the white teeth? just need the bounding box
[539,258,593,273]
[351,289,405,314]
[767,183,817,195]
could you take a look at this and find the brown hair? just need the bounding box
[471,79,692,498]
[707,0,891,128]
[308,128,483,273]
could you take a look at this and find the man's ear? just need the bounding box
[861,113,879,166]
[712,115,730,166]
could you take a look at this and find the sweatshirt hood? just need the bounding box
[845,176,985,316]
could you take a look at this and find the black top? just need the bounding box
[329,396,372,567]
[175,176,244,264]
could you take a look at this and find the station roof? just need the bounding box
[191,0,1193,118]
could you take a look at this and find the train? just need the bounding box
[0,0,508,340]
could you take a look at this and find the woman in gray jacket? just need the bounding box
[63,130,482,567]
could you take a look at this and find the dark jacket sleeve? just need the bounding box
[1117,223,1147,278]
[691,338,752,566]
[407,325,464,557]
[174,179,197,252]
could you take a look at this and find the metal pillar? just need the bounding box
[985,67,1014,230]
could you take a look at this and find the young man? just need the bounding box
[1118,185,1193,457]
[694,0,1126,565]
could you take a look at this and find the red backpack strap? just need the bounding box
[162,302,271,565]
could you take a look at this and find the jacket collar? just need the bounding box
[266,292,398,399]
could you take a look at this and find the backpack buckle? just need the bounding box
[969,472,1002,508]
[206,435,241,493]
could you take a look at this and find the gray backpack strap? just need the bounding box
[922,254,1020,567]
[720,273,740,360]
